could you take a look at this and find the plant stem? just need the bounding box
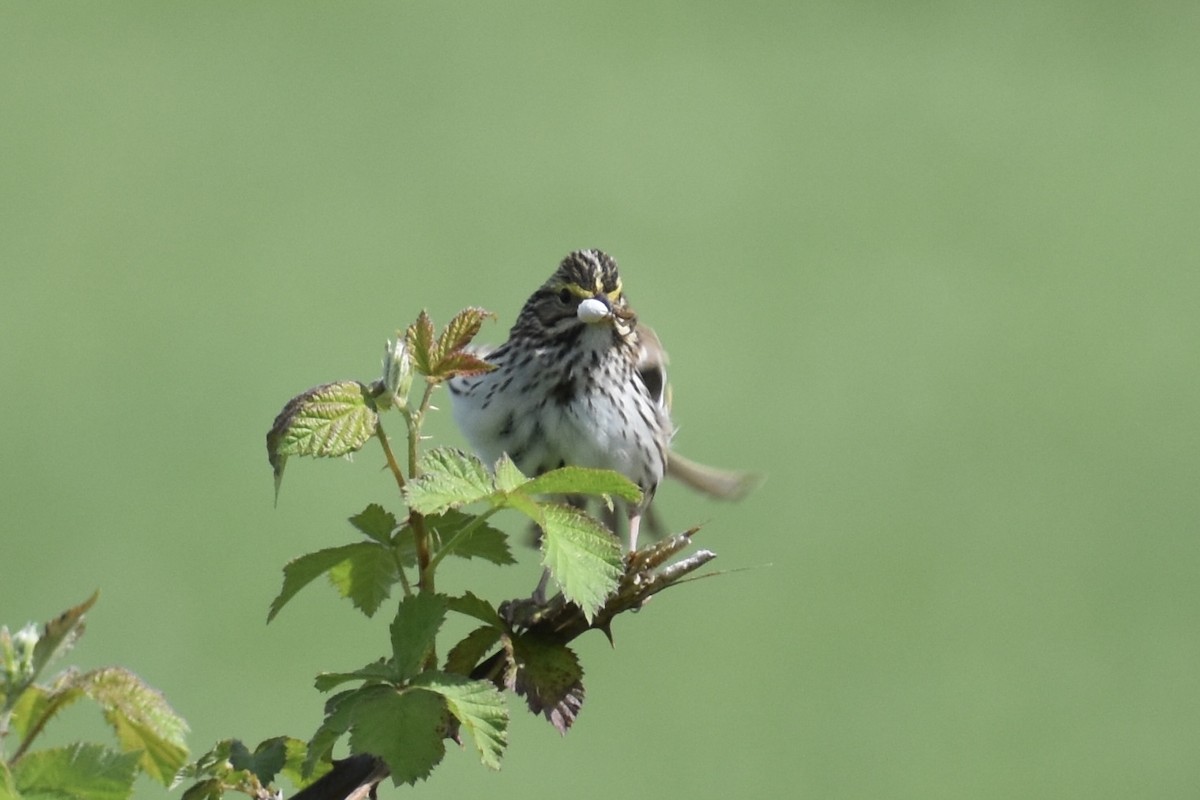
[412,518,433,593]
[375,418,432,593]
[402,380,440,595]
[407,381,437,477]
[374,422,422,597]
[375,424,407,493]
[393,546,413,598]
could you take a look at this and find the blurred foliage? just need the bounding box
[1,595,189,800]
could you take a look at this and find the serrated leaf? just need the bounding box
[404,448,494,515]
[445,592,502,628]
[449,530,514,565]
[269,542,400,622]
[435,307,495,362]
[538,504,622,621]
[300,690,355,777]
[6,683,55,743]
[413,672,507,770]
[327,543,401,618]
[492,454,527,494]
[13,743,141,800]
[509,634,585,734]
[270,545,358,622]
[304,688,376,778]
[10,683,86,761]
[180,777,223,800]
[79,667,189,785]
[279,736,329,789]
[391,524,418,567]
[348,504,398,544]
[348,688,448,786]
[228,738,286,785]
[405,311,437,376]
[28,592,97,686]
[444,627,503,677]
[266,381,378,495]
[172,739,233,783]
[390,593,447,682]
[426,510,515,566]
[499,490,544,525]
[523,466,643,504]
[314,659,398,692]
[430,352,496,379]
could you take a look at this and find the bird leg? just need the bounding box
[627,511,642,552]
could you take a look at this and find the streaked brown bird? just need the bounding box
[449,249,755,551]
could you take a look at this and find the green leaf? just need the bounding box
[269,542,396,622]
[228,738,287,785]
[348,504,398,544]
[10,683,86,759]
[404,448,494,515]
[391,524,418,567]
[426,510,515,566]
[27,593,98,689]
[173,739,234,783]
[435,307,495,364]
[523,466,643,504]
[538,503,622,621]
[444,627,503,677]
[491,454,527,494]
[12,743,141,800]
[313,659,398,692]
[497,489,544,524]
[279,736,329,789]
[431,352,495,379]
[270,545,357,622]
[445,592,502,628]
[413,672,507,770]
[348,688,448,786]
[79,667,189,785]
[266,381,379,496]
[404,311,437,376]
[0,761,17,800]
[509,634,585,734]
[390,592,447,682]
[180,778,223,800]
[6,683,52,743]
[327,543,401,618]
[304,689,369,778]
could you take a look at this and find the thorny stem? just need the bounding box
[374,424,416,597]
[407,381,438,476]
[411,518,433,595]
[375,423,407,493]
[395,378,442,671]
[405,381,440,594]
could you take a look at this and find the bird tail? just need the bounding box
[665,450,761,501]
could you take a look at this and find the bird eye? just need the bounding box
[558,288,572,304]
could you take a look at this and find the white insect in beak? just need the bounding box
[577,297,612,324]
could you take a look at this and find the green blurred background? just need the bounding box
[3,2,1198,798]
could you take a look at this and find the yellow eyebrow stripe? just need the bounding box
[561,278,623,302]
